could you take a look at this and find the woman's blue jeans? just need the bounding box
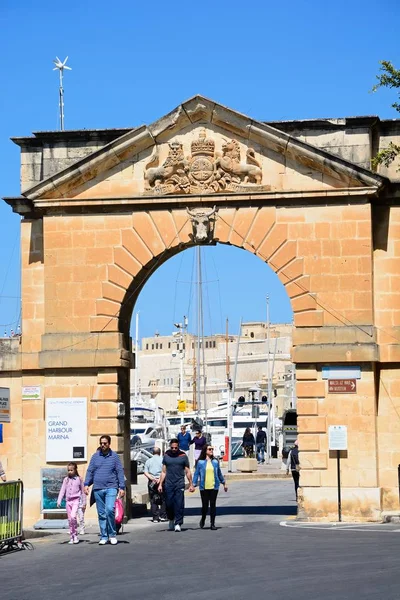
[94,488,118,540]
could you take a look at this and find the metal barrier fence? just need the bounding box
[0,480,24,550]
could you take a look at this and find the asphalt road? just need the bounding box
[1,480,399,600]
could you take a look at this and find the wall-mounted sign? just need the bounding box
[41,467,67,512]
[322,366,361,380]
[22,386,41,400]
[328,379,357,394]
[329,425,348,451]
[0,388,10,423]
[46,397,87,462]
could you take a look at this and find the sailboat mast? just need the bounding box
[196,246,202,413]
[225,318,230,381]
[199,248,208,432]
[134,311,139,405]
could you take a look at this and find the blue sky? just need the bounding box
[0,0,399,338]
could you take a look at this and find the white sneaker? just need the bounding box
[79,527,85,535]
[109,537,118,545]
[68,539,74,545]
[168,520,174,531]
[174,524,181,532]
[73,536,79,544]
[98,539,108,545]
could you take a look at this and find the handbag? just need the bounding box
[115,497,124,525]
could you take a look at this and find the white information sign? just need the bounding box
[329,425,348,451]
[46,397,87,462]
[0,388,10,423]
[22,386,41,400]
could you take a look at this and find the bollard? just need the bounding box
[398,465,400,504]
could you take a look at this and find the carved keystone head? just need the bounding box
[186,206,217,243]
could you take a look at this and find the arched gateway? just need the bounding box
[2,96,400,524]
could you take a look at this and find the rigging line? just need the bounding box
[203,251,214,337]
[210,251,224,334]
[216,214,393,342]
[186,247,196,330]
[0,318,22,328]
[380,378,400,422]
[52,217,191,353]
[202,251,219,384]
[172,251,185,325]
[0,230,19,307]
[176,279,220,284]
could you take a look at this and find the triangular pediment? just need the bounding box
[21,96,386,202]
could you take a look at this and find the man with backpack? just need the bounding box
[144,447,167,523]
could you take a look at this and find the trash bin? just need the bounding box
[130,460,138,485]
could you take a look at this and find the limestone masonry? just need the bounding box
[1,96,400,524]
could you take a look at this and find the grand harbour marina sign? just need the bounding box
[46,398,87,462]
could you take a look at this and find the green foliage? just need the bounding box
[371,60,400,113]
[371,61,400,170]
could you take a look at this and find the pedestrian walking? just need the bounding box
[158,438,194,532]
[193,444,227,530]
[242,428,255,458]
[286,440,300,500]
[84,435,125,545]
[144,447,168,523]
[190,430,207,463]
[256,426,267,464]
[57,462,86,544]
[0,459,6,482]
[177,425,191,456]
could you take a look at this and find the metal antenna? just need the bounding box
[53,56,72,130]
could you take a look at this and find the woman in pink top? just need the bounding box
[57,462,86,544]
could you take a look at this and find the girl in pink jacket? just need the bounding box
[57,462,86,544]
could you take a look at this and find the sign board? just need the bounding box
[322,366,361,380]
[329,425,348,451]
[177,400,187,412]
[22,385,41,400]
[328,379,357,393]
[0,388,10,423]
[41,468,67,512]
[46,397,87,462]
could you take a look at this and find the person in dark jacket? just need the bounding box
[190,430,207,463]
[286,440,300,500]
[256,426,267,464]
[84,435,125,545]
[242,428,255,458]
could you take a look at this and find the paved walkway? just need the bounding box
[3,480,399,600]
[132,457,286,502]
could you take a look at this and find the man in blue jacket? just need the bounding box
[84,435,125,545]
[177,425,191,454]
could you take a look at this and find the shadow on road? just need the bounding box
[184,505,297,516]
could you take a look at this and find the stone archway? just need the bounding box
[2,96,400,524]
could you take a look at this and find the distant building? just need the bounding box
[131,321,296,417]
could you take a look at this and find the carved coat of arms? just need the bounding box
[144,129,267,195]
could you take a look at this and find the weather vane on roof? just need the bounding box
[53,56,72,131]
